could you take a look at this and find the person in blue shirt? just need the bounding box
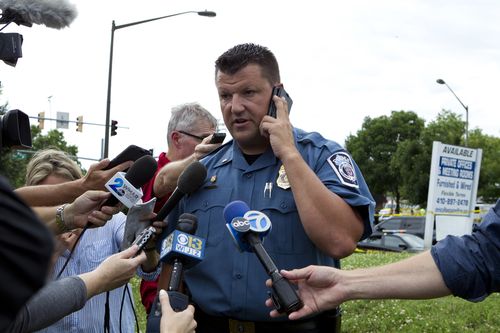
[163,43,375,333]
[266,199,500,321]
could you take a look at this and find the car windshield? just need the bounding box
[397,233,424,248]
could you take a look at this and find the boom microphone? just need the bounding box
[224,200,303,314]
[156,161,207,227]
[0,0,77,29]
[102,154,158,208]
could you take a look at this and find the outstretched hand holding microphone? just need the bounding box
[224,200,304,315]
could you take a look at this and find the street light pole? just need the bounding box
[436,78,469,147]
[103,10,216,158]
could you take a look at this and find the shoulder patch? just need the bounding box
[327,152,359,188]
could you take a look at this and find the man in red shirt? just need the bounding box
[140,102,223,313]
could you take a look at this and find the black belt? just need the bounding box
[194,306,341,333]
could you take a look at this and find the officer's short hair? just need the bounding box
[215,43,281,85]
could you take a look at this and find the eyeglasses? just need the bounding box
[178,130,210,141]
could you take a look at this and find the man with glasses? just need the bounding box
[139,102,222,313]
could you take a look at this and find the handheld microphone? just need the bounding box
[160,213,205,310]
[146,162,206,333]
[0,0,78,29]
[223,200,272,252]
[102,154,157,208]
[131,225,156,253]
[155,161,207,226]
[224,201,303,314]
[146,214,205,333]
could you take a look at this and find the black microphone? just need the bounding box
[224,201,304,315]
[0,0,78,29]
[102,154,158,208]
[155,161,207,226]
[163,213,204,309]
[146,213,205,333]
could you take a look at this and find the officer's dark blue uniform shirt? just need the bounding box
[167,128,375,321]
[431,199,500,302]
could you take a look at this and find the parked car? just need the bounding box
[373,216,435,242]
[357,232,425,253]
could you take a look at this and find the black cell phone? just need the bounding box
[268,86,293,118]
[209,132,226,144]
[104,145,152,171]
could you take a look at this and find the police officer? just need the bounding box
[164,43,375,333]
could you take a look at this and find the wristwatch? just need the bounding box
[55,204,69,233]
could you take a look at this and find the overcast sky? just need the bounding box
[1,0,499,169]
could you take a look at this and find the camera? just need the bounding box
[0,109,32,150]
[0,32,23,67]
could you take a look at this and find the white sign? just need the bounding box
[56,111,69,129]
[424,142,482,248]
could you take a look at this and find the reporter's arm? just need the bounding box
[342,251,450,300]
[7,276,87,333]
[32,191,120,234]
[15,159,132,206]
[268,251,450,320]
[7,245,146,333]
[153,155,196,198]
[153,136,221,198]
[80,245,146,298]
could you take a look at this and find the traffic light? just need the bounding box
[76,116,83,132]
[38,112,45,129]
[111,120,118,136]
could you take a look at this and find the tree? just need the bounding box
[345,110,425,212]
[468,129,500,203]
[0,124,79,188]
[394,110,466,207]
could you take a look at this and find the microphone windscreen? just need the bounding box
[177,213,198,234]
[125,155,158,188]
[177,161,207,194]
[0,0,78,29]
[223,200,250,223]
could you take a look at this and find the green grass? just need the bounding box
[130,277,147,332]
[341,252,500,333]
[131,252,500,332]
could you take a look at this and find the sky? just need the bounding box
[1,0,499,169]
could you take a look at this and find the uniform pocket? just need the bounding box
[258,194,311,255]
[184,187,233,246]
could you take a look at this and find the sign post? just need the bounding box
[424,142,482,249]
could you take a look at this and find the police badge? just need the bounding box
[276,165,291,189]
[327,152,359,188]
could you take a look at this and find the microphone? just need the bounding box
[146,213,205,333]
[223,201,303,314]
[160,213,205,310]
[223,200,272,252]
[102,154,158,208]
[146,162,206,333]
[0,0,78,29]
[156,161,207,226]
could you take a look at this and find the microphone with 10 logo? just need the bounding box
[223,200,303,314]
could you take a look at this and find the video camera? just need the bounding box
[0,0,78,67]
[0,109,32,150]
[0,32,23,67]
